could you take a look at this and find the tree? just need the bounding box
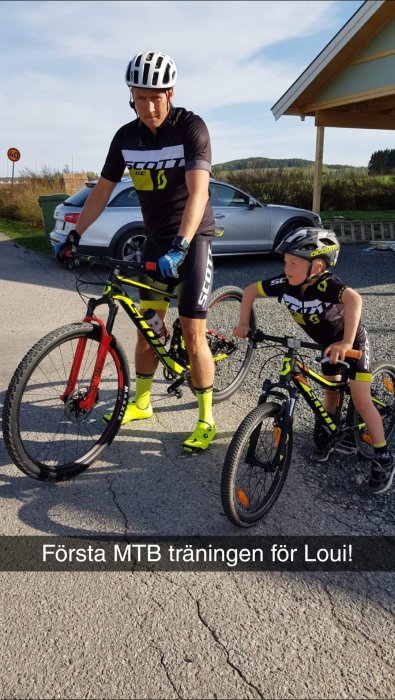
[368,149,395,174]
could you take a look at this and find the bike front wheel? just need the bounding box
[350,362,395,459]
[206,286,256,403]
[3,323,130,480]
[221,402,292,527]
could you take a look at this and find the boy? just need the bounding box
[233,227,394,495]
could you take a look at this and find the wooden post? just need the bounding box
[312,125,325,214]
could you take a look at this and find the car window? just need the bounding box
[210,183,250,208]
[109,187,140,207]
[64,185,94,206]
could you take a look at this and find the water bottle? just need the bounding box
[142,308,169,345]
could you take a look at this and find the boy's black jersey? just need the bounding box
[101,106,215,244]
[258,271,364,346]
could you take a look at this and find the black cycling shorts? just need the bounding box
[322,327,373,382]
[139,235,214,319]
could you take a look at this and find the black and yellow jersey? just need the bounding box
[101,106,215,243]
[258,272,364,346]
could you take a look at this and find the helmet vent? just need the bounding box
[143,64,150,85]
[163,66,170,85]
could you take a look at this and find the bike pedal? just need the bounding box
[168,389,183,399]
[167,383,184,399]
[334,441,358,455]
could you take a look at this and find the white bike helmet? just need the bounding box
[275,228,340,267]
[125,51,177,89]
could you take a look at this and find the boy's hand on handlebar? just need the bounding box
[324,341,353,364]
[54,230,80,263]
[233,324,250,338]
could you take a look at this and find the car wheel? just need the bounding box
[114,231,146,263]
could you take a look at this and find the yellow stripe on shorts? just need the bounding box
[355,372,372,383]
[139,299,169,311]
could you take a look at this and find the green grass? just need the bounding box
[321,210,395,221]
[0,218,52,253]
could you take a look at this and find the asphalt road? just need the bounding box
[0,232,394,699]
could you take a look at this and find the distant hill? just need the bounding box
[212,157,356,172]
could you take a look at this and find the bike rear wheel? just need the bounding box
[3,323,129,480]
[206,286,256,403]
[221,402,292,527]
[350,362,395,459]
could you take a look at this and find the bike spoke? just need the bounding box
[11,327,124,474]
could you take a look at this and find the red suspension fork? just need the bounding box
[59,318,112,409]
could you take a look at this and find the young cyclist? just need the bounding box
[233,227,394,495]
[54,51,216,453]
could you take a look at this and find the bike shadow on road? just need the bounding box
[1,419,394,614]
[1,400,393,541]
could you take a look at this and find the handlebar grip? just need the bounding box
[249,329,265,342]
[345,349,362,360]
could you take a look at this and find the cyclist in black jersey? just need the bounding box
[233,228,394,495]
[54,50,216,453]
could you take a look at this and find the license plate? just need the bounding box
[55,220,65,231]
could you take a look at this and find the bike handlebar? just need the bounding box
[249,329,362,359]
[73,253,166,280]
[73,253,179,298]
[74,252,145,275]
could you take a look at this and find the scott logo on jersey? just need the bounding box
[123,145,185,191]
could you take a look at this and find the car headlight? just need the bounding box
[314,214,322,226]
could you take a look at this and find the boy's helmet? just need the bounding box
[275,227,340,267]
[125,51,177,89]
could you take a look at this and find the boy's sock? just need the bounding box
[372,442,392,465]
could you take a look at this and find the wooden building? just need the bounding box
[271,0,395,212]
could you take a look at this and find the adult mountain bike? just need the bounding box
[221,328,395,527]
[3,254,256,481]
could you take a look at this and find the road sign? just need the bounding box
[7,148,21,162]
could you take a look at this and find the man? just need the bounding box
[55,50,216,453]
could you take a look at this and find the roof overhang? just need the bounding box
[271,0,395,129]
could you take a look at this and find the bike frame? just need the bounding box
[63,261,236,411]
[258,348,361,440]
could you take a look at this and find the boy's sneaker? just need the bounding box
[368,454,395,494]
[310,441,335,462]
[311,419,335,462]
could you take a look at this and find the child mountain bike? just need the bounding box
[233,227,394,495]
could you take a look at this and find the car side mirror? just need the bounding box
[248,198,257,209]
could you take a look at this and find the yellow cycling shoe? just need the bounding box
[183,421,217,453]
[103,401,153,425]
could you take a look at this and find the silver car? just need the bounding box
[50,177,322,261]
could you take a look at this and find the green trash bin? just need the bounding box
[38,193,68,239]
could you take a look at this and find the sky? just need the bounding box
[1,0,393,178]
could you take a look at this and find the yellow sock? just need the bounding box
[195,386,214,426]
[135,373,154,410]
